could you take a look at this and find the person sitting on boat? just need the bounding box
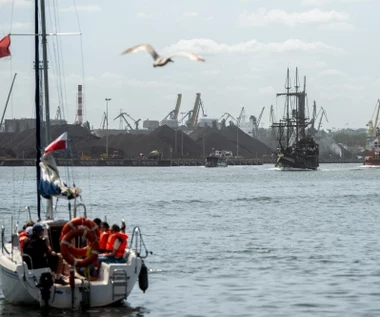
[19,226,33,253]
[98,224,128,265]
[99,221,110,253]
[18,220,35,251]
[23,223,68,285]
[93,218,101,228]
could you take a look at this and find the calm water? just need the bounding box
[0,164,379,317]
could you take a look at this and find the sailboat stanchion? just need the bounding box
[1,226,9,255]
[68,202,72,220]
[73,197,77,218]
[26,206,32,221]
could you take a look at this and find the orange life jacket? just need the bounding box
[99,230,110,251]
[105,232,128,258]
[19,231,28,252]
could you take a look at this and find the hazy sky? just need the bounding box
[0,0,379,131]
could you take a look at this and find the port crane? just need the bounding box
[114,113,134,130]
[219,112,238,128]
[366,99,380,143]
[100,111,107,129]
[55,106,62,121]
[317,107,328,132]
[125,113,141,130]
[162,94,182,122]
[249,106,265,137]
[236,107,245,127]
[185,93,202,129]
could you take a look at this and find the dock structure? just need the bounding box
[0,158,263,167]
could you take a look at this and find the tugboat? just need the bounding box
[363,128,380,166]
[272,68,319,170]
[205,150,231,167]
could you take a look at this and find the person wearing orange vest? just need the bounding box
[19,226,33,253]
[98,222,110,253]
[98,224,128,265]
[18,220,35,253]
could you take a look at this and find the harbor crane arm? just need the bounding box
[219,112,238,124]
[237,107,245,126]
[114,113,134,130]
[190,93,202,129]
[100,112,107,129]
[124,113,141,130]
[317,107,328,131]
[257,107,265,127]
[173,94,182,120]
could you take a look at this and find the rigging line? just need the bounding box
[9,0,16,214]
[72,0,86,127]
[48,1,65,125]
[53,2,69,126]
[52,0,65,120]
[45,2,72,186]
[50,0,67,124]
[73,0,90,210]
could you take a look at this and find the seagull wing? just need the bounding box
[168,52,205,62]
[121,44,160,61]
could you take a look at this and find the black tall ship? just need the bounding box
[272,68,319,170]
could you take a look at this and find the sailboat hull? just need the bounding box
[0,243,142,309]
[0,257,36,305]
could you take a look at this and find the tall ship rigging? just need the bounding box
[272,68,319,170]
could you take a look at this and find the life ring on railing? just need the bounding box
[60,217,100,239]
[60,217,100,267]
[60,228,99,267]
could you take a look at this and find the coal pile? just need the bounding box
[0,129,37,158]
[190,125,274,157]
[107,133,169,158]
[149,125,203,158]
[0,123,273,159]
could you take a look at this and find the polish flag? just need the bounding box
[43,132,68,155]
[0,34,11,59]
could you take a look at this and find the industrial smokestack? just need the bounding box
[76,84,83,125]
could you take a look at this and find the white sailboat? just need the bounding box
[0,1,149,310]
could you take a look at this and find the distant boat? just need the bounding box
[205,150,231,167]
[272,68,319,171]
[363,132,380,166]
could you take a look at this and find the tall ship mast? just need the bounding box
[272,68,319,170]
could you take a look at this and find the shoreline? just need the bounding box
[0,158,362,167]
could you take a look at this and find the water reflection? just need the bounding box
[0,299,148,317]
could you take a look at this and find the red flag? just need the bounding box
[43,132,68,155]
[0,35,11,59]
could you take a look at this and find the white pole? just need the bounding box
[105,98,111,157]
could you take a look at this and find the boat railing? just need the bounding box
[130,226,152,259]
[1,226,10,255]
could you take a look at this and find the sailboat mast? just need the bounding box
[40,0,51,144]
[295,68,299,145]
[285,68,291,147]
[34,0,41,220]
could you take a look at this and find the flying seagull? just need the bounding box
[121,43,205,67]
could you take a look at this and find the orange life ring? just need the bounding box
[60,228,99,267]
[61,217,100,239]
[60,217,100,267]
